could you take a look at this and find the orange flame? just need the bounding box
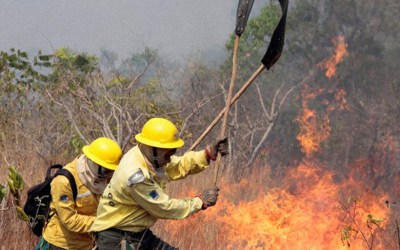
[296,85,348,158]
[296,84,331,158]
[323,35,348,78]
[156,164,391,250]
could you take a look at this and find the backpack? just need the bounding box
[23,164,78,237]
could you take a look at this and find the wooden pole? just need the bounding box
[188,64,266,152]
[213,35,240,185]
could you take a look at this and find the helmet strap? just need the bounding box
[97,163,108,179]
[152,147,160,169]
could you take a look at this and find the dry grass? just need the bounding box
[0,195,37,250]
[0,152,69,249]
[2,153,399,249]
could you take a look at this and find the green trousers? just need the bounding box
[35,237,66,250]
[96,228,178,250]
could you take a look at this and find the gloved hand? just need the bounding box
[198,186,220,210]
[205,137,229,161]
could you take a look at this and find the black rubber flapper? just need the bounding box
[261,0,289,70]
[235,0,255,36]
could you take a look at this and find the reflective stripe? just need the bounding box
[77,191,92,199]
[127,170,145,187]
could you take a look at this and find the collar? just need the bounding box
[133,145,168,181]
[76,155,108,195]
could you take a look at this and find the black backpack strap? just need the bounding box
[55,169,78,201]
[45,164,63,180]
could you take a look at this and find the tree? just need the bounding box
[45,47,180,152]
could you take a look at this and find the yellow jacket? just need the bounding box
[43,158,99,250]
[90,146,208,233]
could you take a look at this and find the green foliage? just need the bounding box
[367,214,384,226]
[139,78,171,111]
[341,226,353,247]
[339,196,386,249]
[48,47,99,84]
[7,166,24,204]
[99,49,118,71]
[340,213,385,248]
[118,47,158,76]
[0,49,48,93]
[0,166,24,209]
[0,49,51,144]
[15,206,30,222]
[1,166,30,221]
[0,184,6,203]
[54,47,98,73]
[70,136,86,154]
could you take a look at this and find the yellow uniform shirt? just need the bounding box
[90,146,208,233]
[43,158,99,250]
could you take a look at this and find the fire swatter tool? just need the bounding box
[189,0,290,171]
[213,0,255,185]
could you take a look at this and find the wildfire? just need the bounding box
[154,35,394,250]
[157,164,391,250]
[212,165,390,250]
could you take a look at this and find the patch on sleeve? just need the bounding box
[60,195,69,203]
[149,190,159,200]
[127,170,145,187]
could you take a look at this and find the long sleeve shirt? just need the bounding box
[90,146,209,233]
[43,158,100,250]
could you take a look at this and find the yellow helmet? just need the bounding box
[82,137,122,170]
[135,118,184,149]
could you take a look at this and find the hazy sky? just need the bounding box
[1,0,267,61]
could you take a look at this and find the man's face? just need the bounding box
[155,148,177,166]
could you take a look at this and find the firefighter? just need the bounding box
[90,117,228,250]
[36,137,123,250]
